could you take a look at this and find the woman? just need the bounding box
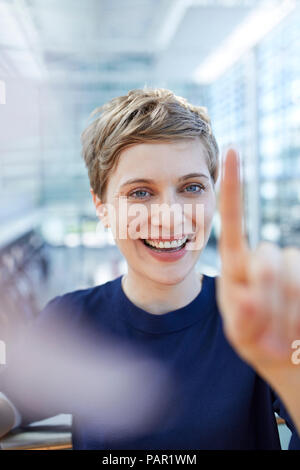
[1,87,300,449]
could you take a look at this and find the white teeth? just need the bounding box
[144,236,188,249]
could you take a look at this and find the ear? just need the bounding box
[90,188,110,228]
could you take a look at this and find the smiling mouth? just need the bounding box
[140,235,195,252]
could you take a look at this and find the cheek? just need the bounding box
[204,198,216,238]
[110,205,148,243]
[194,195,215,233]
[114,236,138,263]
[108,202,133,240]
[186,198,215,252]
[193,197,215,222]
[204,201,215,227]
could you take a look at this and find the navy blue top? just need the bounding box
[2,273,300,449]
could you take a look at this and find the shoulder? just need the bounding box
[36,275,122,328]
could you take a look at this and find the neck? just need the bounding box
[121,268,203,315]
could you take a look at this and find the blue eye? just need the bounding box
[129,189,151,199]
[128,184,204,199]
[183,184,204,193]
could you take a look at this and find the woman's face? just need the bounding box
[93,138,216,285]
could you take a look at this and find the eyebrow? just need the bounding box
[119,173,209,189]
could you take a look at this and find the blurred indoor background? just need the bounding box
[0,0,299,304]
[0,0,299,449]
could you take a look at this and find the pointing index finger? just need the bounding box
[219,148,249,278]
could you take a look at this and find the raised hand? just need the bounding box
[216,148,300,377]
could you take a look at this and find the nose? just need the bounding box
[150,190,189,237]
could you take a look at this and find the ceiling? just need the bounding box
[0,0,261,87]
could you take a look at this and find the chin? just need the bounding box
[144,268,192,286]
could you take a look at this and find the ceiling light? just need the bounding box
[193,0,297,84]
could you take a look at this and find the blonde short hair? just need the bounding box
[81,87,219,201]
